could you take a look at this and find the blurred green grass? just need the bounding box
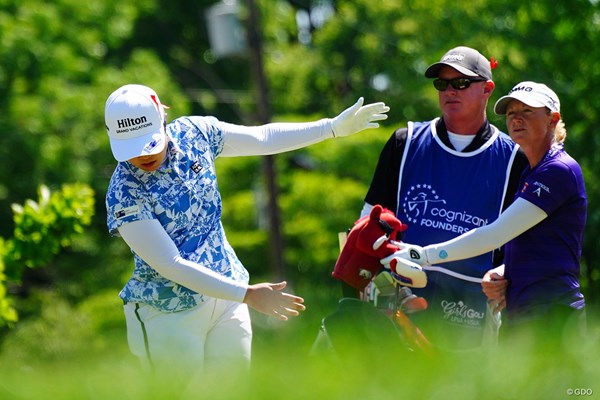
[0,284,598,400]
[1,334,597,400]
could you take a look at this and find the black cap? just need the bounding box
[425,46,492,80]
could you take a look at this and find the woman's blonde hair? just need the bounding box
[548,108,567,144]
[554,119,567,144]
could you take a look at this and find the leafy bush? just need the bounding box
[0,183,95,327]
[0,238,18,327]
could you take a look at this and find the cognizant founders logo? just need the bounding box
[402,183,488,234]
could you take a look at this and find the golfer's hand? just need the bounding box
[244,281,306,321]
[380,243,429,267]
[387,257,427,288]
[331,97,389,137]
[481,271,507,313]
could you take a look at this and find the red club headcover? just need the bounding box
[332,205,408,289]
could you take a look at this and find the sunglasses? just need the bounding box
[433,77,487,91]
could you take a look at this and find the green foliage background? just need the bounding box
[0,0,599,397]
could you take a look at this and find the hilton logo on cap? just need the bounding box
[117,116,147,128]
[114,115,154,134]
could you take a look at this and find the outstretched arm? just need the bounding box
[382,197,548,266]
[220,97,389,157]
[118,219,305,319]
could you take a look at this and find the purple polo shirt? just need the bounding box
[504,144,586,320]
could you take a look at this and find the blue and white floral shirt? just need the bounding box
[106,116,249,312]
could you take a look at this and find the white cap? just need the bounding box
[494,81,560,115]
[105,84,168,161]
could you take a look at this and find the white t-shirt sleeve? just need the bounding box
[218,119,334,157]
[118,219,247,302]
[424,197,548,264]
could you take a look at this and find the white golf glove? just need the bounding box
[330,97,390,137]
[380,243,429,267]
[386,257,427,288]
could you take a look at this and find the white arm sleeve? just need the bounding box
[219,119,334,157]
[118,219,247,302]
[424,197,548,264]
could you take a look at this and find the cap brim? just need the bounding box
[109,129,166,162]
[494,93,549,115]
[425,62,479,78]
